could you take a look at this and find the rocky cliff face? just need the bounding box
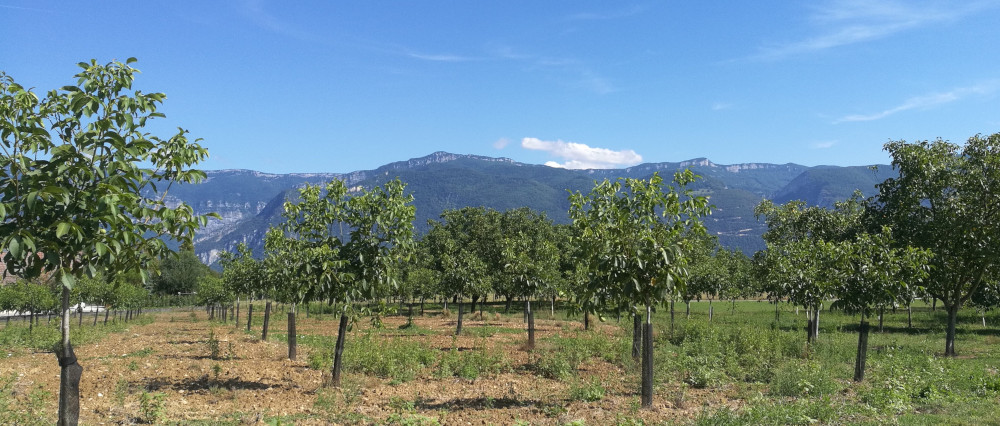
[174,151,886,266]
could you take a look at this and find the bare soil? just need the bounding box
[2,309,741,424]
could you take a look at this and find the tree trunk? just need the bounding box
[932,298,937,311]
[685,301,690,319]
[77,302,83,327]
[247,302,254,332]
[420,297,425,316]
[103,308,110,326]
[632,313,641,361]
[584,310,590,331]
[470,295,478,317]
[878,307,884,332]
[57,287,82,426]
[709,304,714,323]
[236,299,240,328]
[945,303,959,356]
[455,300,464,336]
[853,318,870,382]
[331,313,349,387]
[907,305,912,329]
[504,296,512,313]
[92,308,98,327]
[526,300,535,350]
[670,299,676,336]
[287,304,297,360]
[814,307,820,339]
[551,296,555,318]
[806,308,815,344]
[262,301,272,341]
[641,304,654,408]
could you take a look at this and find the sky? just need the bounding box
[2,1,999,173]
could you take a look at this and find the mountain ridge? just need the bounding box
[172,151,891,265]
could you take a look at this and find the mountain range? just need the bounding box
[163,152,893,266]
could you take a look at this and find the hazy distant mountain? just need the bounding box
[171,152,891,266]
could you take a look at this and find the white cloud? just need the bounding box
[493,138,510,150]
[712,102,734,111]
[835,81,1000,123]
[812,140,837,149]
[521,137,643,169]
[748,0,998,60]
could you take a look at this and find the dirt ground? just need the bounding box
[2,309,739,424]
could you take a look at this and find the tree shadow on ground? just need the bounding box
[143,375,273,392]
[415,396,537,411]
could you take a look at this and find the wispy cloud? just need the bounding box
[493,138,511,150]
[748,0,998,60]
[712,102,734,111]
[835,81,1000,123]
[573,71,617,94]
[405,51,480,62]
[238,0,317,42]
[0,4,54,12]
[565,4,647,21]
[488,46,617,94]
[521,137,642,169]
[812,140,837,149]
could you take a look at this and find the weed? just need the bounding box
[539,401,568,418]
[129,347,154,358]
[389,396,416,413]
[568,378,606,402]
[0,374,48,425]
[614,414,645,426]
[769,360,838,397]
[384,413,441,425]
[113,379,130,406]
[308,332,436,383]
[138,391,167,423]
[436,346,509,380]
[532,351,573,380]
[206,329,221,360]
[127,360,139,371]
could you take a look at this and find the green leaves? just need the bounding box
[568,171,712,316]
[0,58,214,291]
[266,178,415,309]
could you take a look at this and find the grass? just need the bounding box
[306,331,437,383]
[0,314,154,352]
[655,301,1000,424]
[4,301,1000,424]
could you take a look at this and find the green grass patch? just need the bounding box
[307,332,436,383]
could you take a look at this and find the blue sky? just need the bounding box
[3,1,999,173]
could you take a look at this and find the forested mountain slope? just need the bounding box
[174,152,889,265]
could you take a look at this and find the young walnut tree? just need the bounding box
[0,59,215,425]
